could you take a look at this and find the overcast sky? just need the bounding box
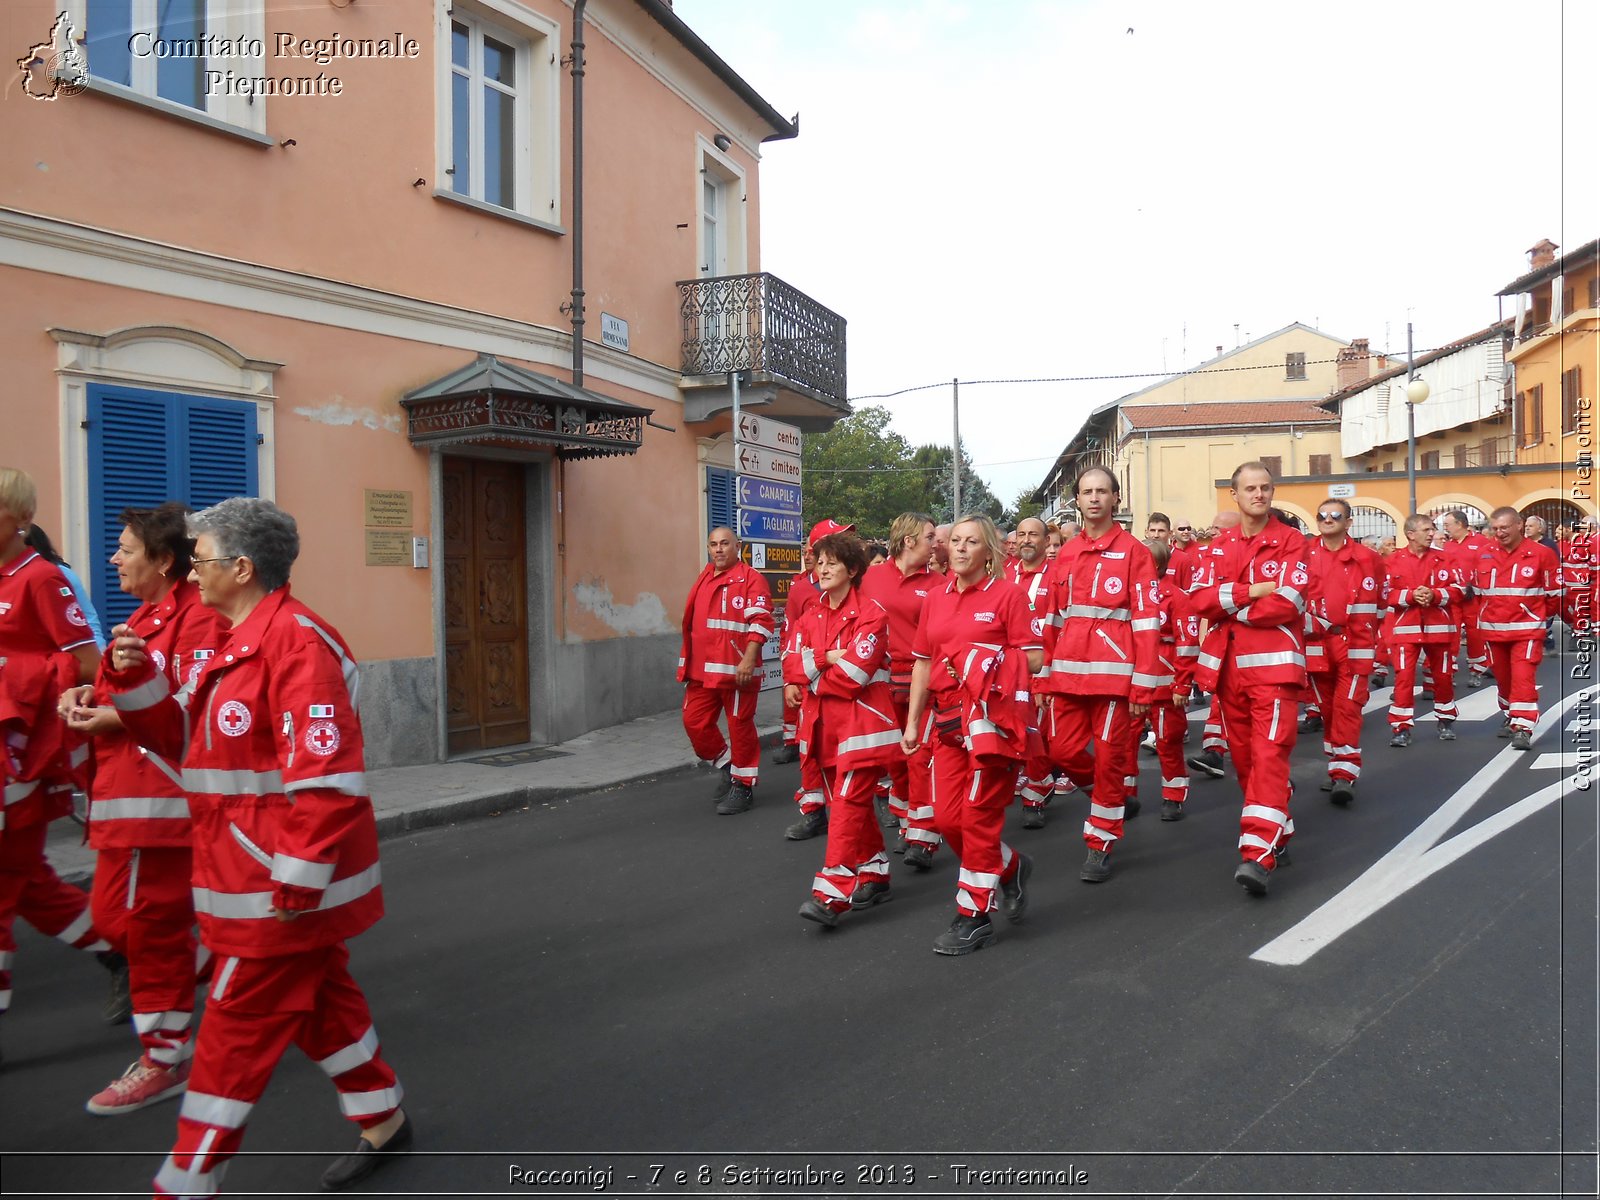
[673,0,1597,511]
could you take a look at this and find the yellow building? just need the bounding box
[1034,323,1355,529]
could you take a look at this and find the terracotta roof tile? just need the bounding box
[1122,401,1339,431]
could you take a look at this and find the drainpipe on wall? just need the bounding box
[569,0,587,389]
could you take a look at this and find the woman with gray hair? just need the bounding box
[103,497,411,1195]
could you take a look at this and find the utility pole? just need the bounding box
[951,377,961,519]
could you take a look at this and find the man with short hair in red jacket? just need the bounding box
[678,527,775,814]
[1383,513,1465,748]
[1188,463,1312,897]
[1474,506,1561,750]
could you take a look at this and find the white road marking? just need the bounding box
[1530,750,1595,772]
[1251,689,1589,966]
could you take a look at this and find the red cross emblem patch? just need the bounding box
[217,700,251,737]
[304,720,341,757]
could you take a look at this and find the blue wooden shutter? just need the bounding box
[706,467,734,533]
[86,385,258,625]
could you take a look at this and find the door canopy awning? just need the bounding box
[401,354,649,459]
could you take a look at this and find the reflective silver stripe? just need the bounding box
[1347,603,1380,614]
[1347,648,1375,659]
[192,862,380,920]
[1219,583,1240,612]
[228,823,273,869]
[1132,672,1169,688]
[1197,652,1223,671]
[1235,650,1305,669]
[701,662,739,674]
[143,750,186,790]
[800,647,820,681]
[837,658,870,686]
[338,1082,404,1118]
[1062,604,1129,621]
[1089,802,1124,820]
[1277,586,1305,609]
[284,773,368,797]
[1478,620,1544,631]
[1479,586,1545,596]
[154,1154,225,1198]
[1130,617,1160,632]
[211,956,239,1001]
[181,1090,254,1129]
[93,795,189,821]
[3,779,39,808]
[272,852,335,890]
[185,767,285,795]
[957,866,1000,890]
[294,613,361,711]
[1239,832,1280,853]
[1050,659,1135,676]
[704,618,748,632]
[837,729,904,755]
[112,674,170,712]
[1241,804,1289,828]
[318,1024,379,1077]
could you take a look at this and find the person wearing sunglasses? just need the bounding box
[1302,500,1382,803]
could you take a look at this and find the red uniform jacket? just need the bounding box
[1145,577,1178,703]
[1170,542,1209,693]
[1188,517,1312,693]
[926,642,1039,762]
[1039,528,1161,703]
[86,580,217,849]
[1384,546,1465,643]
[1003,557,1052,689]
[677,562,774,688]
[858,560,936,696]
[783,588,900,772]
[1304,537,1382,674]
[0,653,82,832]
[107,587,382,959]
[1473,538,1560,642]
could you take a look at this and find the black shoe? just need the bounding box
[902,844,934,872]
[890,833,907,855]
[1390,729,1412,748]
[1438,721,1457,741]
[1319,777,1335,792]
[1297,711,1323,733]
[875,794,898,830]
[769,743,799,765]
[1330,778,1356,807]
[712,763,733,799]
[716,781,754,815]
[784,809,827,840]
[1274,845,1291,867]
[1234,860,1270,896]
[932,913,995,956]
[1080,848,1112,883]
[1497,717,1514,738]
[1188,749,1226,778]
[1021,805,1046,830]
[1370,669,1389,687]
[1124,794,1142,819]
[1159,798,1185,821]
[798,897,840,927]
[1000,853,1032,923]
[97,952,131,1025]
[850,881,893,911]
[321,1112,413,1191]
[1511,729,1532,751]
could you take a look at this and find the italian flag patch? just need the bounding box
[308,704,335,718]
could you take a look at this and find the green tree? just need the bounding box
[1002,484,1045,529]
[907,441,1004,525]
[800,406,926,538]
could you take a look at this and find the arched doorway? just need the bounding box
[1349,505,1397,547]
[1520,497,1586,533]
[1426,501,1489,531]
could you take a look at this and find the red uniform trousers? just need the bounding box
[1489,639,1543,731]
[1307,636,1370,783]
[1044,695,1132,852]
[154,943,402,1199]
[809,765,890,913]
[1201,707,1228,755]
[1459,597,1490,676]
[781,696,799,746]
[0,821,110,1014]
[1390,643,1456,731]
[793,751,824,816]
[90,846,197,1065]
[1149,702,1189,806]
[1215,671,1297,870]
[884,695,941,854]
[681,681,761,788]
[928,741,1022,917]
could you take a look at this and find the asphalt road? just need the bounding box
[2,657,1595,1199]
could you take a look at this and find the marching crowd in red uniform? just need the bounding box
[677,462,1594,952]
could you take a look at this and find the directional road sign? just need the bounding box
[737,476,802,515]
[739,508,805,543]
[735,413,803,457]
[736,444,801,484]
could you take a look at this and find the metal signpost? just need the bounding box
[730,393,803,692]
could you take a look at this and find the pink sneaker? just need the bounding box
[86,1056,189,1115]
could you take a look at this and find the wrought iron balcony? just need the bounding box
[677,272,848,430]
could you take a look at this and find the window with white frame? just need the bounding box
[698,144,746,277]
[439,1,559,223]
[81,0,264,129]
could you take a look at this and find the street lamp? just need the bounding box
[1405,322,1431,516]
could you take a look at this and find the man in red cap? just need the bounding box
[779,519,854,839]
[678,527,774,814]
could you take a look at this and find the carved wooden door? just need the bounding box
[443,458,530,754]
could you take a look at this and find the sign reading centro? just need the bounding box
[736,413,802,456]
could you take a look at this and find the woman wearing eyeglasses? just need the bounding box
[102,497,410,1197]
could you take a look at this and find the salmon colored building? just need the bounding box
[1,0,848,765]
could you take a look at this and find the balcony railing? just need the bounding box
[678,272,847,404]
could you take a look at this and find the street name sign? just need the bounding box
[739,509,804,543]
[736,413,802,457]
[736,444,801,483]
[737,476,802,515]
